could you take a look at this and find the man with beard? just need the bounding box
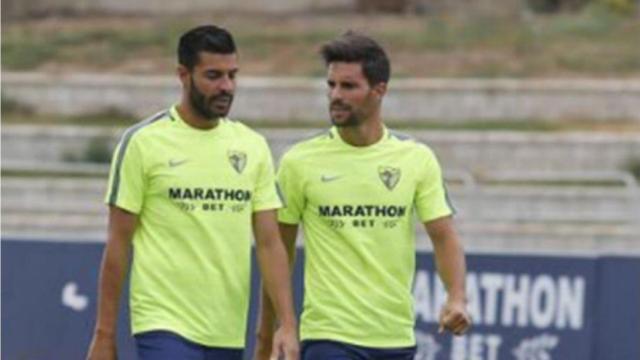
[255,32,471,360]
[87,25,298,360]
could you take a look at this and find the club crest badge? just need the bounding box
[228,150,247,174]
[378,166,401,190]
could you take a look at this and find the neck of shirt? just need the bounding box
[332,124,388,151]
[174,103,222,131]
[170,105,226,136]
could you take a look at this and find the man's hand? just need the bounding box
[86,331,117,360]
[255,327,274,360]
[269,324,299,360]
[438,298,471,336]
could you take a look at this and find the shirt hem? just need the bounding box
[301,331,416,349]
[419,210,454,224]
[253,202,283,212]
[132,323,245,349]
[277,217,300,225]
[105,200,141,215]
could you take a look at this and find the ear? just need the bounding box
[177,65,191,89]
[372,82,387,101]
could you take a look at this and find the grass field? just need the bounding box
[3,4,639,78]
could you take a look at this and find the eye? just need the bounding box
[342,82,356,90]
[205,71,222,80]
[327,80,336,88]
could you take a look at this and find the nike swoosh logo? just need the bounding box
[321,175,341,182]
[168,159,188,167]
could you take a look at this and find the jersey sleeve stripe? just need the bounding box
[108,110,168,205]
[275,182,287,207]
[443,181,457,215]
[389,130,413,141]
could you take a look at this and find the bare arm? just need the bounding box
[86,206,137,360]
[255,222,298,360]
[424,216,471,335]
[253,210,298,359]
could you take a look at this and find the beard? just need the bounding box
[329,100,363,128]
[189,77,234,120]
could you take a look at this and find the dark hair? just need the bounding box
[320,31,390,86]
[178,25,236,70]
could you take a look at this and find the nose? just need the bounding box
[220,75,235,92]
[329,86,342,101]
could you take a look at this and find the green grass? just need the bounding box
[1,110,136,127]
[1,24,183,69]
[2,8,638,77]
[0,168,107,178]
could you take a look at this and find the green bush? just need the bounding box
[63,135,114,164]
[527,0,589,13]
[1,97,33,115]
[600,0,637,14]
[83,136,114,163]
[624,158,640,181]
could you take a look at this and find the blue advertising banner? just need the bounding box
[2,239,639,360]
[593,256,640,360]
[1,241,135,359]
[413,255,596,360]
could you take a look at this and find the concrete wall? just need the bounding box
[2,0,520,18]
[89,0,351,14]
[2,0,354,18]
[3,125,639,251]
[4,72,640,122]
[3,176,638,251]
[3,126,640,174]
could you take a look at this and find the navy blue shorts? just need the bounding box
[302,339,416,360]
[134,330,243,360]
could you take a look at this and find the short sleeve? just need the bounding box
[415,147,455,223]
[252,139,283,212]
[104,134,145,214]
[276,152,305,225]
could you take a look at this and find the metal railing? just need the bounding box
[3,161,637,188]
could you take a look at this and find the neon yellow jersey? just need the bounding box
[105,106,281,347]
[278,126,453,348]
